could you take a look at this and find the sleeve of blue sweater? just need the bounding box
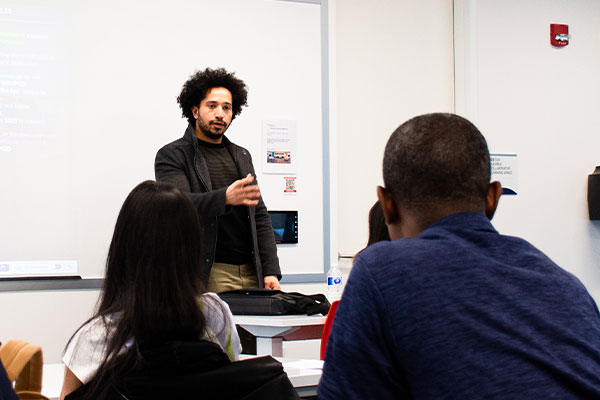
[318,255,410,400]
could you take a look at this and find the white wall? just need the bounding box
[0,289,99,362]
[454,0,600,300]
[14,0,600,367]
[1,0,455,365]
[336,0,455,256]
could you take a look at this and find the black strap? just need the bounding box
[284,292,330,315]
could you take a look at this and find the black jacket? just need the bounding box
[155,124,281,285]
[0,362,17,400]
[66,340,299,400]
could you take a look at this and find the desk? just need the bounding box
[42,363,64,400]
[233,314,326,356]
[279,358,323,397]
[42,358,323,399]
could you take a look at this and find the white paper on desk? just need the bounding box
[283,359,324,370]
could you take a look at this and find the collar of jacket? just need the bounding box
[183,123,249,191]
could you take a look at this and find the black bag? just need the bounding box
[218,289,331,316]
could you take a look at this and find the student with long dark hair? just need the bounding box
[366,201,391,246]
[59,181,241,399]
[353,201,391,261]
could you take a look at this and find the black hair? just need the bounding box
[382,113,490,211]
[354,201,391,260]
[178,67,248,126]
[367,201,390,246]
[69,180,208,399]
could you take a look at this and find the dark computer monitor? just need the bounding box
[268,210,298,244]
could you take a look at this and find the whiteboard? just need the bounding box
[0,0,330,287]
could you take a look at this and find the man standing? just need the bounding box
[155,67,280,292]
[319,113,600,399]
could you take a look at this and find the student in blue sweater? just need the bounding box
[319,113,600,399]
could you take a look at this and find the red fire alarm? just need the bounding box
[550,24,569,47]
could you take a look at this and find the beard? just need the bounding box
[203,130,224,141]
[198,118,230,141]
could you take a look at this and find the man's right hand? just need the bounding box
[226,174,261,206]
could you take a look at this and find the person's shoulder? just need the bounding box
[201,291,224,305]
[75,315,119,344]
[352,237,451,296]
[503,233,590,285]
[64,315,115,365]
[75,315,109,335]
[199,292,222,309]
[355,238,431,269]
[490,228,562,268]
[155,137,194,169]
[158,125,195,152]
[157,136,189,153]
[200,292,234,319]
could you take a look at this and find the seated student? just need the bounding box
[319,113,600,399]
[366,200,391,247]
[0,361,17,400]
[353,201,390,260]
[60,181,242,399]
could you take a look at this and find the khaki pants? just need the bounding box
[207,262,259,293]
[208,262,259,354]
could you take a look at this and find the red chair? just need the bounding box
[320,300,340,360]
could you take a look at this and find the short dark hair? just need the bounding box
[178,67,248,126]
[382,113,491,210]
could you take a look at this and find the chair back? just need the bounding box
[320,299,340,360]
[0,339,49,400]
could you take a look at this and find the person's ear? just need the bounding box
[377,186,400,225]
[485,181,502,220]
[192,106,199,119]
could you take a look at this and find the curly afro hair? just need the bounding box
[177,67,248,126]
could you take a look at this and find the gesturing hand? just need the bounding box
[226,174,261,206]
